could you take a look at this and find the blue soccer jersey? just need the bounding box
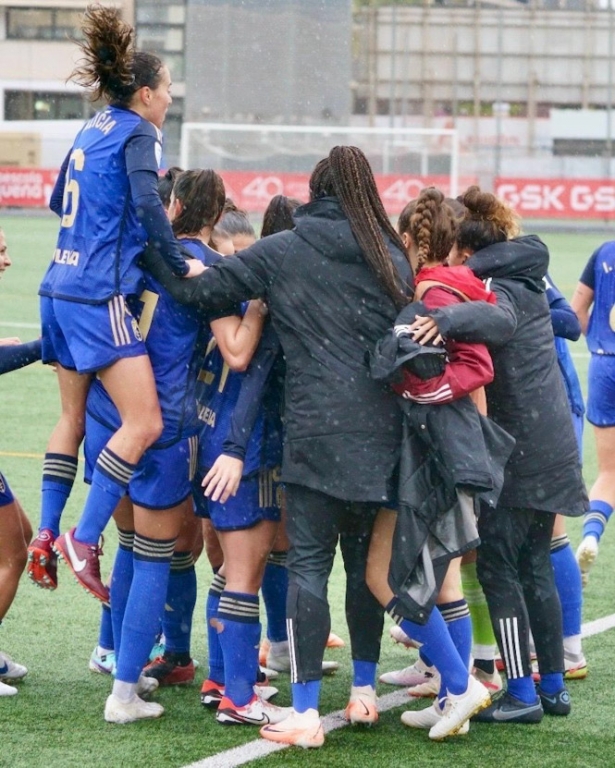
[580,242,615,355]
[39,106,162,304]
[196,321,283,477]
[86,239,219,445]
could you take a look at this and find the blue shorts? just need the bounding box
[194,465,282,531]
[84,413,198,509]
[0,470,14,507]
[587,353,615,427]
[571,411,584,461]
[41,295,147,374]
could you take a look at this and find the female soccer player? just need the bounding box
[142,146,423,748]
[29,6,201,599]
[571,241,615,585]
[411,186,587,724]
[0,226,38,696]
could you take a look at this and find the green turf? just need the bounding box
[0,214,614,767]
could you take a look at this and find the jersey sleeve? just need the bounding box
[125,123,189,278]
[0,339,42,375]
[222,323,281,460]
[579,249,598,289]
[49,151,70,217]
[544,273,581,341]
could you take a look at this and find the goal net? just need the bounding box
[179,124,461,216]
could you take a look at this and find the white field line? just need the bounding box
[181,612,615,768]
[0,321,39,329]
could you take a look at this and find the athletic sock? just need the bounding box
[261,551,288,643]
[75,448,136,544]
[114,534,175,684]
[352,659,377,688]
[538,671,564,695]
[40,453,78,536]
[386,599,469,696]
[550,534,583,641]
[507,675,538,704]
[163,551,197,656]
[292,680,321,713]
[98,603,114,653]
[437,599,472,700]
[460,561,497,666]
[582,500,614,542]
[206,572,226,684]
[217,590,260,707]
[109,528,134,660]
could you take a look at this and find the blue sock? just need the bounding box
[206,573,226,684]
[109,529,135,661]
[163,552,197,655]
[40,453,78,536]
[540,672,564,695]
[114,534,175,684]
[75,448,135,544]
[507,676,538,704]
[438,599,473,700]
[353,659,377,688]
[387,599,469,696]
[261,552,288,643]
[98,603,114,651]
[218,591,260,707]
[551,536,582,639]
[582,500,613,542]
[292,680,322,713]
[419,649,433,667]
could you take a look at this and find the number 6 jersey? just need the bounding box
[39,106,162,304]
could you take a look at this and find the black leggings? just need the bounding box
[284,483,384,683]
[476,505,564,679]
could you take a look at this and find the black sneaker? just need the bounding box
[472,691,544,723]
[537,686,571,716]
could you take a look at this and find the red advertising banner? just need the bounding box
[220,171,477,215]
[0,168,58,207]
[496,178,615,219]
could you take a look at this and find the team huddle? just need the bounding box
[1,3,615,753]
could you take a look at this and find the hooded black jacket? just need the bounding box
[143,197,412,503]
[426,235,587,515]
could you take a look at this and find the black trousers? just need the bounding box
[476,505,564,679]
[284,483,384,683]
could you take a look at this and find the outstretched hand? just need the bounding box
[202,454,244,503]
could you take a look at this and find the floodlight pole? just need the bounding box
[606,0,614,178]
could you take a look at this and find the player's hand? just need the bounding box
[202,455,244,503]
[0,336,21,346]
[184,258,207,278]
[409,316,443,346]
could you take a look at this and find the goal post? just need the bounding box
[179,123,460,215]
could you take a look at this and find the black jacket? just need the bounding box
[143,197,412,503]
[427,235,588,515]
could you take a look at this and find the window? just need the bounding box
[4,91,94,121]
[6,8,83,40]
[136,0,186,81]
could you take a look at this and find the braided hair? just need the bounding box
[309,146,409,308]
[70,4,164,105]
[398,187,458,274]
[457,185,520,254]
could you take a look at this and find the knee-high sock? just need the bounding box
[437,599,472,700]
[387,599,469,696]
[163,551,197,656]
[98,603,114,652]
[114,533,175,684]
[109,528,134,660]
[206,572,226,684]
[582,500,613,542]
[551,534,583,652]
[461,561,497,663]
[261,551,288,643]
[218,590,260,707]
[40,453,78,536]
[75,448,135,544]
